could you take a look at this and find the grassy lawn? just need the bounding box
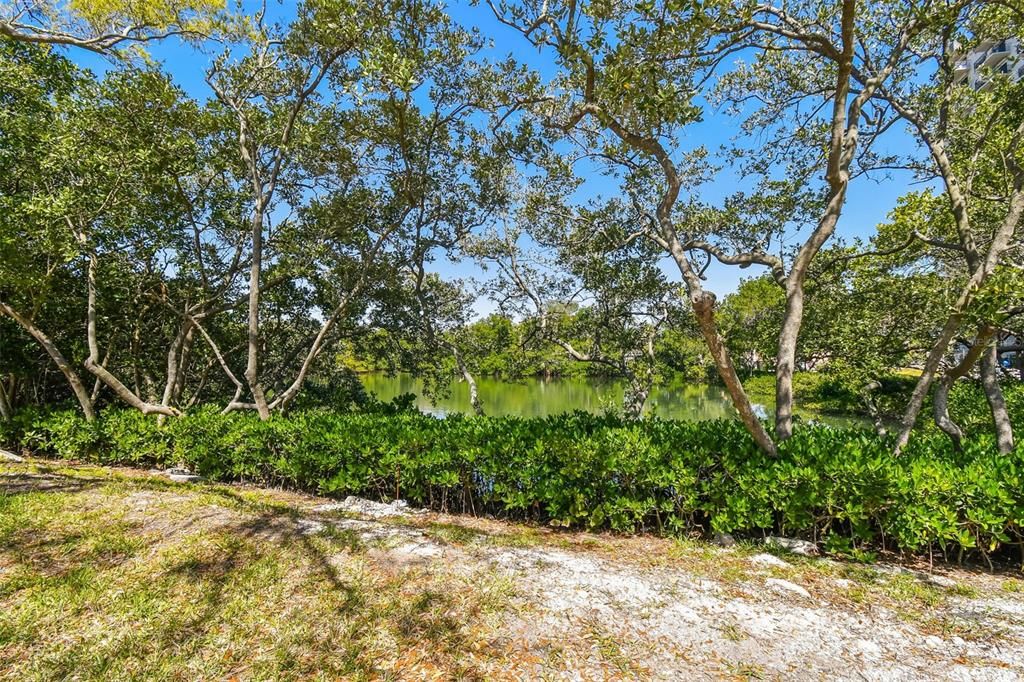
[3,459,1023,681]
[0,462,512,681]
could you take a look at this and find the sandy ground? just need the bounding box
[4,462,1024,681]
[294,498,1024,681]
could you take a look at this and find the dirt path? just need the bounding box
[299,499,1024,680]
[3,460,1023,681]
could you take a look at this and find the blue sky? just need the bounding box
[67,0,926,305]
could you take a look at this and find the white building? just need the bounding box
[953,38,1024,91]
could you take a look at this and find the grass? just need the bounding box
[580,617,648,677]
[0,463,513,680]
[3,459,1023,679]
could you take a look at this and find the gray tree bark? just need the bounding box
[0,376,12,420]
[452,346,484,417]
[0,299,95,420]
[932,327,994,450]
[980,343,1014,454]
[895,184,1024,453]
[691,290,777,456]
[82,250,178,417]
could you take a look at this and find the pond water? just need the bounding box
[359,373,868,428]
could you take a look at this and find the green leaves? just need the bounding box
[7,406,1024,563]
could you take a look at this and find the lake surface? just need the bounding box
[360,373,867,428]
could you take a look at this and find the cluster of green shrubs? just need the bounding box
[2,407,1022,564]
[743,371,1024,428]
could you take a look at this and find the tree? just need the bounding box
[1,0,225,54]
[488,0,917,451]
[0,41,95,418]
[486,0,784,450]
[840,3,1024,452]
[707,0,940,441]
[208,0,503,418]
[470,197,678,419]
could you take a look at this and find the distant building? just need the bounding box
[953,38,1024,91]
[1001,333,1023,381]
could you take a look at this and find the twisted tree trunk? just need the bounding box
[980,343,1014,454]
[932,326,994,451]
[691,292,776,456]
[0,299,95,420]
[452,346,483,417]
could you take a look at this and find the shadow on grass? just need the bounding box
[0,471,108,496]
[1,466,494,680]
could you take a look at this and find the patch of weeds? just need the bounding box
[1,490,142,574]
[837,564,882,585]
[581,619,645,677]
[719,563,753,584]
[728,662,766,680]
[1000,579,1023,594]
[487,527,543,548]
[948,583,979,598]
[766,565,799,581]
[717,622,747,642]
[316,524,364,553]
[425,522,486,545]
[668,537,719,562]
[883,573,944,608]
[79,526,146,567]
[556,536,607,552]
[178,484,298,517]
[160,530,259,580]
[843,585,871,604]
[734,539,763,556]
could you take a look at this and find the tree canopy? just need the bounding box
[2,0,1022,455]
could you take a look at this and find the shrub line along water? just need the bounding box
[3,406,1022,565]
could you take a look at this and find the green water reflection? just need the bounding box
[359,373,867,428]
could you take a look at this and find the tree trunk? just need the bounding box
[82,251,178,417]
[775,0,860,440]
[161,318,195,410]
[774,287,802,441]
[452,346,484,417]
[932,375,964,450]
[244,203,271,420]
[980,343,1014,454]
[775,201,846,440]
[622,374,650,421]
[0,300,95,420]
[932,326,995,451]
[895,186,1024,453]
[89,336,115,402]
[860,380,887,436]
[172,324,196,406]
[692,291,777,456]
[0,377,12,420]
[157,319,196,425]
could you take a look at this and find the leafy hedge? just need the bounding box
[2,408,1023,563]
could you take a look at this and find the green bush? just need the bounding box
[3,408,1023,564]
[743,370,1024,436]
